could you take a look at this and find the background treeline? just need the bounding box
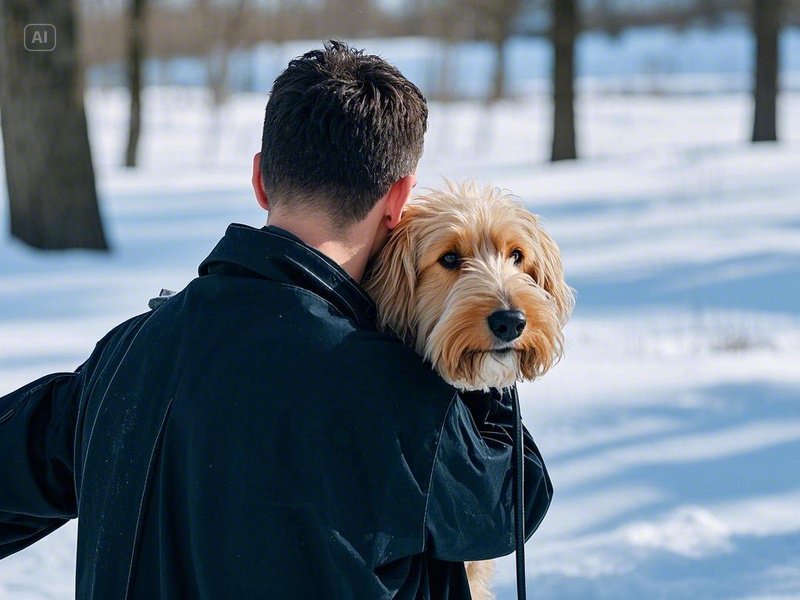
[1,0,798,249]
[79,0,800,68]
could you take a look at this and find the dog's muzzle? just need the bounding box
[487,309,526,342]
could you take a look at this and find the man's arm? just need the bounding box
[424,389,553,562]
[0,370,84,559]
[0,318,133,560]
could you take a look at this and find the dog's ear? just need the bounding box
[363,214,418,344]
[520,209,575,326]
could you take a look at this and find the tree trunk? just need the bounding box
[483,0,519,104]
[551,0,577,161]
[489,35,507,103]
[0,0,108,250]
[124,0,146,167]
[751,0,781,142]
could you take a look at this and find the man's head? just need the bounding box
[253,41,428,247]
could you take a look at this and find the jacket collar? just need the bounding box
[199,223,377,330]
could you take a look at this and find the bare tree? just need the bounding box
[124,0,147,167]
[423,0,467,102]
[199,0,249,109]
[0,0,108,249]
[551,0,577,161]
[752,0,782,142]
[467,0,522,102]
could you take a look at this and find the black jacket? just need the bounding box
[0,224,552,599]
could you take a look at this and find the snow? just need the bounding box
[2,73,800,600]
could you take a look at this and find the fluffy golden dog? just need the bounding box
[364,181,573,599]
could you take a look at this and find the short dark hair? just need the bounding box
[260,41,428,227]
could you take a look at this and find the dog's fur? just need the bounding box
[364,181,573,599]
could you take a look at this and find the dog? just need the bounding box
[363,181,573,599]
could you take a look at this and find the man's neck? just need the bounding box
[266,211,377,282]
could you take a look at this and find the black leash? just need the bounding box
[510,385,527,600]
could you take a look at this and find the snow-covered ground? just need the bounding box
[1,84,799,599]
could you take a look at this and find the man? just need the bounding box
[0,42,551,599]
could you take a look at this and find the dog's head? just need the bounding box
[364,181,574,391]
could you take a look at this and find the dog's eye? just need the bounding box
[439,252,461,270]
[510,249,524,265]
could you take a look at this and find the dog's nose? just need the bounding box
[487,310,526,342]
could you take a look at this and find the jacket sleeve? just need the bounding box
[0,368,86,559]
[0,317,140,562]
[424,389,553,562]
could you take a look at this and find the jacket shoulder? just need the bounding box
[335,330,456,405]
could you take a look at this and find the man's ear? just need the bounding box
[384,174,415,229]
[252,153,270,211]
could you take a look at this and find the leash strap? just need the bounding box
[510,385,527,600]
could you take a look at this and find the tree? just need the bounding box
[0,0,108,250]
[202,0,249,109]
[551,0,577,161]
[124,0,147,167]
[468,0,522,103]
[751,0,782,142]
